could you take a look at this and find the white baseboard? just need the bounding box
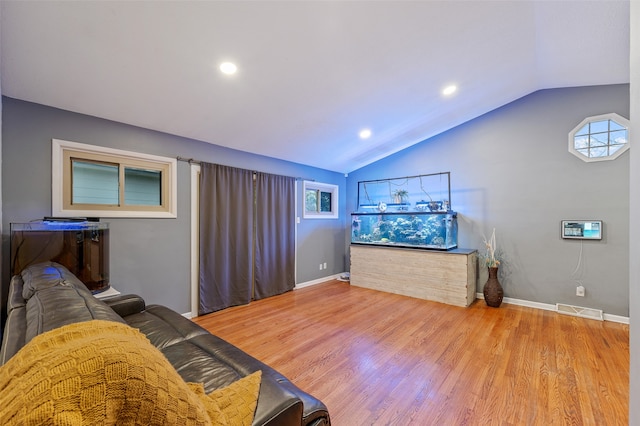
[603,313,629,324]
[475,292,629,324]
[182,311,194,319]
[295,272,346,289]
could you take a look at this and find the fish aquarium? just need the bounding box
[351,212,458,250]
[10,220,110,294]
[352,172,458,250]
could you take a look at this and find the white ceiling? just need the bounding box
[0,1,630,173]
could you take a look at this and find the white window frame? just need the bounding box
[568,113,630,162]
[52,139,177,218]
[303,180,339,219]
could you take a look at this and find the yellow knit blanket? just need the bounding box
[0,320,261,425]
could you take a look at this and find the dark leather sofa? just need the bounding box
[0,262,330,426]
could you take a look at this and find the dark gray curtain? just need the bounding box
[254,172,296,300]
[199,164,296,315]
[199,163,254,315]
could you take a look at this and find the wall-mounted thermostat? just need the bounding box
[561,220,602,240]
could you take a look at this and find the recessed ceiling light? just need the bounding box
[442,85,457,96]
[359,129,372,139]
[219,62,238,75]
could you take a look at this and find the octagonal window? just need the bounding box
[569,113,630,162]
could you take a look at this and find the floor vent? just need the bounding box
[556,303,604,321]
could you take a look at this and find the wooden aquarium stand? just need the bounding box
[350,245,478,307]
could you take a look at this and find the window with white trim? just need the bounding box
[303,181,338,219]
[52,139,177,218]
[568,113,630,162]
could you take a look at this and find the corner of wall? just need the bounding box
[0,6,5,326]
[628,2,639,424]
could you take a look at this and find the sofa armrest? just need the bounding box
[103,294,146,318]
[1,275,28,365]
[1,305,26,366]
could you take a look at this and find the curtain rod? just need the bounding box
[177,156,315,182]
[177,156,200,164]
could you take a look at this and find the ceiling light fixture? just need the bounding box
[442,85,457,96]
[359,129,372,139]
[219,62,238,75]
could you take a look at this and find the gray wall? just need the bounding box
[347,84,630,317]
[629,2,638,422]
[296,176,347,284]
[1,97,346,315]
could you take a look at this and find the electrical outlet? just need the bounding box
[319,264,323,271]
[576,285,585,297]
[323,262,327,269]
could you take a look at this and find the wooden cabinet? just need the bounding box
[350,245,477,307]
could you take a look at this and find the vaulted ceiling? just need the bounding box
[0,1,630,173]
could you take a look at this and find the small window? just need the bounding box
[52,139,177,218]
[569,113,630,162]
[303,181,338,219]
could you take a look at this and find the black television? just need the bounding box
[10,220,110,294]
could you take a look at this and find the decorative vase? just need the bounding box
[483,266,503,307]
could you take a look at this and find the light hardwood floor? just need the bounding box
[193,280,629,425]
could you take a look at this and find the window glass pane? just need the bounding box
[72,160,119,205]
[124,168,161,206]
[575,124,590,136]
[590,134,607,147]
[589,120,609,134]
[609,120,626,132]
[609,129,628,145]
[573,135,589,150]
[305,189,318,212]
[320,191,332,212]
[590,146,608,158]
[577,148,590,157]
[609,144,625,155]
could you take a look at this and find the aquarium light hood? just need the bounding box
[39,217,102,230]
[43,216,100,222]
